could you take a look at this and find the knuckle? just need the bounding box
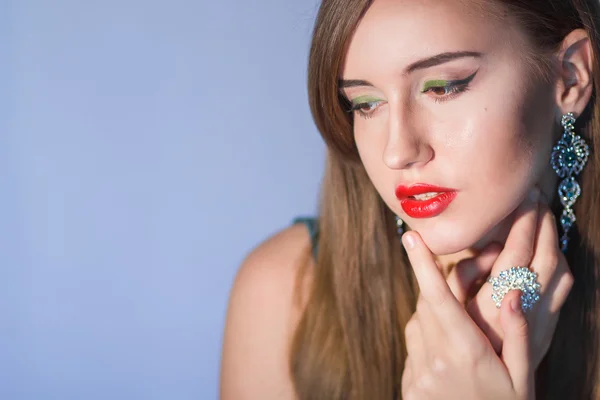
[469,340,489,364]
[460,353,485,374]
[402,386,421,400]
[404,319,420,345]
[556,271,575,300]
[415,372,435,390]
[515,316,529,338]
[401,368,412,392]
[545,251,559,270]
[429,356,448,374]
[457,337,487,367]
[564,271,575,289]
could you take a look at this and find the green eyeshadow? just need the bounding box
[421,79,449,92]
[351,95,382,105]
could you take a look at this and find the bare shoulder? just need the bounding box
[220,223,315,400]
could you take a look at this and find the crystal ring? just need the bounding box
[486,266,541,313]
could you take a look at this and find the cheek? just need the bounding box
[469,82,555,190]
[422,85,555,254]
[354,121,391,186]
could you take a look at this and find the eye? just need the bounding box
[422,83,470,103]
[422,70,478,104]
[349,100,384,119]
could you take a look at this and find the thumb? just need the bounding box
[500,290,533,399]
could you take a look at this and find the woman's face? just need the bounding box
[340,0,559,255]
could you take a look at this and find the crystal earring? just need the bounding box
[550,112,590,252]
[395,215,404,236]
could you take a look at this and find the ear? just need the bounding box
[554,28,594,118]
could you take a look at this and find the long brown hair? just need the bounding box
[290,1,600,399]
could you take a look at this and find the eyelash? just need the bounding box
[348,81,471,119]
[426,82,470,104]
[348,101,384,120]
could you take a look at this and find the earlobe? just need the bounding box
[554,28,594,116]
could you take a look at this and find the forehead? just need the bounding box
[342,0,518,78]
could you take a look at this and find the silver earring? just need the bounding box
[395,215,404,236]
[550,112,590,252]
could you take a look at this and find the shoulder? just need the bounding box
[231,223,315,307]
[220,223,315,400]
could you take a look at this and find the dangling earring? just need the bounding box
[550,112,590,252]
[395,215,404,236]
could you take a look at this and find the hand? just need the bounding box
[401,231,534,400]
[445,187,574,369]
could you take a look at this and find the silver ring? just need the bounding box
[486,266,541,313]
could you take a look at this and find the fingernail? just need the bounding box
[528,187,540,202]
[511,296,522,313]
[402,233,416,250]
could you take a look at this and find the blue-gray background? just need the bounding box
[2,1,324,398]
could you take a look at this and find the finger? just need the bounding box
[500,290,533,399]
[446,242,502,304]
[414,295,447,361]
[547,266,574,312]
[525,203,574,367]
[529,202,569,309]
[402,231,478,342]
[525,267,573,368]
[493,186,540,271]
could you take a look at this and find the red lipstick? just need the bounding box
[395,184,457,218]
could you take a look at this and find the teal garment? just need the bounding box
[292,216,319,259]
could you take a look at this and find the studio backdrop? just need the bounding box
[2,0,324,398]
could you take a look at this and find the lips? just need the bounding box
[395,183,457,218]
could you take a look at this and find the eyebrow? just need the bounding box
[339,50,483,89]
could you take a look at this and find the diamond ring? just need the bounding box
[487,266,541,313]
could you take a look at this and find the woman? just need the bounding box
[220,0,600,398]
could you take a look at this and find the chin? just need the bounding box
[415,213,510,255]
[416,224,485,256]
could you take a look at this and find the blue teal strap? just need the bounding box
[292,217,319,259]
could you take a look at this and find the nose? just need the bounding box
[383,111,433,170]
